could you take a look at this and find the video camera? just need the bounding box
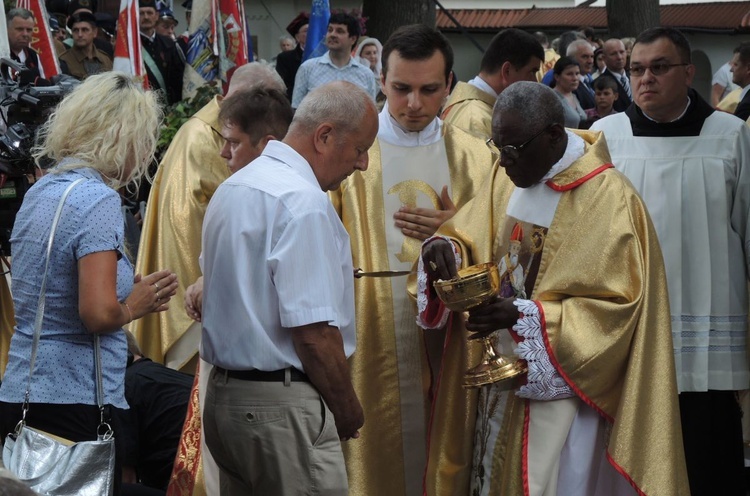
[0,57,79,256]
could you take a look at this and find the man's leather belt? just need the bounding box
[215,366,309,382]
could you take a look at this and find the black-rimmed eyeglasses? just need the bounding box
[486,124,553,160]
[629,63,689,77]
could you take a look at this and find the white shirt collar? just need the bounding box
[468,75,498,98]
[641,96,692,123]
[542,130,586,182]
[377,101,443,147]
[259,140,322,190]
[318,51,357,69]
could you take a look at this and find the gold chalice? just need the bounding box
[433,262,527,388]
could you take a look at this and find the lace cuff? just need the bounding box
[416,235,462,329]
[513,299,574,401]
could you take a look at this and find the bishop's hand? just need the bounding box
[466,296,519,339]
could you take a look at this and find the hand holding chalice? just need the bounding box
[423,240,527,388]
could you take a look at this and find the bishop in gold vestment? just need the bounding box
[418,82,688,496]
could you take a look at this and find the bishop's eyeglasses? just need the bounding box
[485,124,554,161]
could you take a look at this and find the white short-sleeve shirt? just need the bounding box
[199,141,356,371]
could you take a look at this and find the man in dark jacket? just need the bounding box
[275,12,308,101]
[139,0,184,104]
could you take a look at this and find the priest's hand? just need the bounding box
[394,186,457,241]
[466,297,519,339]
[422,238,458,281]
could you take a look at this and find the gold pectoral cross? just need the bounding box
[388,180,441,263]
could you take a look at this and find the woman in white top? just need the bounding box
[354,37,383,89]
[552,56,587,129]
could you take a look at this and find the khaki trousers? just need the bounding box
[203,367,348,495]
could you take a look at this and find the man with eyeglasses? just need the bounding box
[330,24,493,496]
[592,27,750,496]
[418,80,689,495]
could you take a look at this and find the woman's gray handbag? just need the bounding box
[2,178,116,495]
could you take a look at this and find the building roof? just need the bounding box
[436,1,750,33]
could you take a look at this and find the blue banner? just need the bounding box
[302,0,329,62]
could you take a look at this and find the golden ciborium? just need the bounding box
[433,262,527,388]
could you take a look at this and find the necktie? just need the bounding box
[621,74,632,100]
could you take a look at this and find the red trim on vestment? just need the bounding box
[545,164,614,192]
[522,400,530,496]
[422,312,454,496]
[535,300,614,423]
[534,301,648,495]
[606,452,648,496]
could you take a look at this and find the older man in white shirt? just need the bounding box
[199,81,378,496]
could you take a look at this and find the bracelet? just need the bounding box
[122,301,133,324]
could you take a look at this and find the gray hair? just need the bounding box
[290,81,375,136]
[226,62,286,96]
[566,39,592,57]
[279,35,294,43]
[495,82,564,132]
[7,8,34,24]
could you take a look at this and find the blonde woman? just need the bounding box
[0,72,177,495]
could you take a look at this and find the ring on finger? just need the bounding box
[155,283,160,292]
[156,291,160,300]
[429,261,438,271]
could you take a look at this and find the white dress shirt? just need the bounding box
[199,141,357,371]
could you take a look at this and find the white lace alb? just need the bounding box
[513,299,574,400]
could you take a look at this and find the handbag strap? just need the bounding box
[22,178,93,423]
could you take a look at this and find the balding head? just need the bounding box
[566,39,594,75]
[603,38,627,73]
[289,81,376,137]
[494,82,564,133]
[492,82,567,188]
[285,82,378,191]
[226,62,286,97]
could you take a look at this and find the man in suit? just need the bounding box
[5,8,40,83]
[730,42,750,121]
[275,12,308,101]
[597,38,632,112]
[568,38,596,110]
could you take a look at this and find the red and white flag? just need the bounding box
[16,0,60,78]
[217,0,248,90]
[113,0,148,86]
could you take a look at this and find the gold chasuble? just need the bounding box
[0,270,13,375]
[132,96,228,370]
[331,122,493,496]
[419,131,689,495]
[441,82,496,139]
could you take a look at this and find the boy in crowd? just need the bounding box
[585,75,619,125]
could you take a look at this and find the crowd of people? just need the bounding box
[5,0,185,102]
[0,6,750,496]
